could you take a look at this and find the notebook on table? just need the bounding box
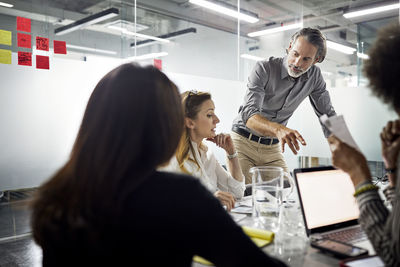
[293,166,374,253]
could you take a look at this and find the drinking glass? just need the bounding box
[250,166,284,231]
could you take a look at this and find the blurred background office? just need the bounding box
[0,0,398,265]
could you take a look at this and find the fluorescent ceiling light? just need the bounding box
[248,22,303,37]
[55,8,119,36]
[357,52,369,59]
[105,19,149,33]
[189,0,259,23]
[321,71,333,76]
[131,27,196,48]
[0,2,13,7]
[343,3,400,18]
[127,52,168,61]
[326,40,356,55]
[108,26,170,44]
[240,54,264,61]
[67,44,117,55]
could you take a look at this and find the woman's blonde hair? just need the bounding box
[175,91,211,174]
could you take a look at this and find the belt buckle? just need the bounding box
[257,136,262,144]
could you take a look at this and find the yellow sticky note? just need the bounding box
[0,49,11,64]
[0,29,12,46]
[193,255,213,266]
[242,226,275,243]
[250,237,271,247]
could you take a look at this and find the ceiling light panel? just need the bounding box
[326,40,356,54]
[189,0,259,23]
[343,3,400,18]
[0,1,13,8]
[248,22,303,37]
[55,8,119,36]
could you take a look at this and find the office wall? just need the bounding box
[0,54,122,190]
[0,52,248,190]
[286,85,398,162]
[135,23,249,81]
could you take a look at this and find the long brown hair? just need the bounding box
[175,91,211,174]
[31,63,183,246]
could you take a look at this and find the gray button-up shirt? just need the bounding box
[233,56,336,137]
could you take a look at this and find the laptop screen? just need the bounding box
[294,166,360,232]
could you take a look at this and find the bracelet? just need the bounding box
[353,184,379,197]
[385,167,397,174]
[227,151,238,160]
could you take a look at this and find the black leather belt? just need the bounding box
[232,126,279,145]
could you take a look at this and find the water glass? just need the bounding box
[250,166,284,231]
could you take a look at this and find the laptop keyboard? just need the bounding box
[322,227,367,243]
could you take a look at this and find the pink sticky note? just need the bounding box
[154,59,162,70]
[36,36,49,51]
[17,17,31,33]
[36,55,49,70]
[18,51,32,66]
[53,40,67,54]
[17,33,31,48]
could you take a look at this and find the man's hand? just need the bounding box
[275,125,306,154]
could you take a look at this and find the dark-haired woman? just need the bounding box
[31,64,285,266]
[164,91,245,211]
[328,24,400,266]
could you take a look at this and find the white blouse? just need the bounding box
[163,141,245,199]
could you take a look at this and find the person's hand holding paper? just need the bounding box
[320,114,359,150]
[322,114,370,187]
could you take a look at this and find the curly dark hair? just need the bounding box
[363,24,400,112]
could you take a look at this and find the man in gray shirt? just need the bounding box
[232,28,336,184]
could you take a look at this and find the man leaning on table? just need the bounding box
[232,27,336,184]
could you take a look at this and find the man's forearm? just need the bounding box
[245,114,281,137]
[247,114,306,154]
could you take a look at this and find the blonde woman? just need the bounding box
[166,91,245,211]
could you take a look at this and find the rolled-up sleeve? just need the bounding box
[308,69,336,137]
[212,154,245,199]
[241,61,269,124]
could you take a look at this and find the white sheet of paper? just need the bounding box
[231,206,253,214]
[345,255,384,267]
[320,114,359,150]
[229,213,247,222]
[235,196,252,207]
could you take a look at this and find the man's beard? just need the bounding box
[287,61,312,78]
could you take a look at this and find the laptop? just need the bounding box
[293,166,374,253]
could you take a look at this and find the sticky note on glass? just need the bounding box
[53,40,67,54]
[154,59,162,70]
[17,33,31,48]
[0,29,12,46]
[18,51,32,66]
[17,17,31,33]
[36,55,49,69]
[36,37,49,51]
[0,49,12,64]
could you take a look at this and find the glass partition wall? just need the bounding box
[0,0,398,240]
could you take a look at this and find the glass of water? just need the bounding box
[250,166,284,231]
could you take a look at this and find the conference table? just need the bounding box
[193,196,341,267]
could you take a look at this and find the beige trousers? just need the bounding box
[231,131,289,184]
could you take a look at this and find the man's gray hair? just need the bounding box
[289,27,327,63]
